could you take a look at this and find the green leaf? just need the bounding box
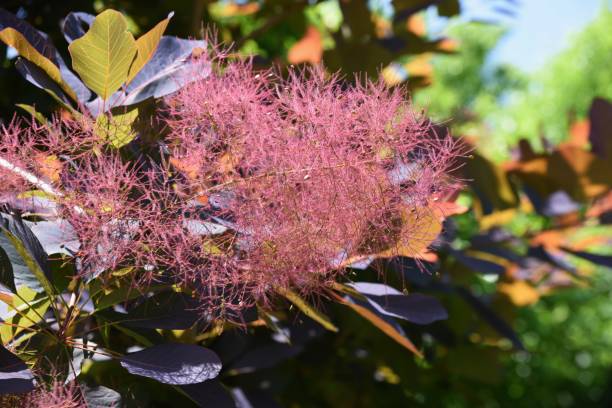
[95,106,139,148]
[89,276,166,311]
[277,287,338,332]
[127,12,173,84]
[0,28,78,101]
[68,9,137,100]
[16,104,48,125]
[0,286,51,343]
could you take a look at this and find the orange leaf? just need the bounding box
[498,280,540,307]
[34,153,62,183]
[406,14,426,36]
[287,26,323,65]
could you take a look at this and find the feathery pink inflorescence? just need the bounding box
[163,57,463,313]
[0,49,463,319]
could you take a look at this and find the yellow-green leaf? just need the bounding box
[95,107,139,148]
[127,12,173,84]
[68,9,137,100]
[277,287,338,332]
[0,285,50,343]
[0,28,78,101]
[16,104,48,125]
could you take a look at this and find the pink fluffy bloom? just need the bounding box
[0,380,87,408]
[0,50,462,320]
[164,58,463,313]
[26,381,85,408]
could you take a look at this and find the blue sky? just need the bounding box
[456,0,606,72]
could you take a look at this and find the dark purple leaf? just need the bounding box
[455,287,524,350]
[81,384,122,408]
[61,12,95,44]
[0,212,52,294]
[0,8,57,61]
[0,345,35,394]
[233,388,282,408]
[124,293,199,330]
[25,219,79,256]
[228,343,303,374]
[450,249,506,275]
[120,343,222,385]
[350,282,448,325]
[588,97,612,159]
[181,381,236,408]
[561,247,612,269]
[0,246,16,293]
[528,245,577,275]
[15,58,71,103]
[540,191,580,217]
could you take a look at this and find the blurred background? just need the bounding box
[2,1,612,406]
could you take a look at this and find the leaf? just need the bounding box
[180,381,236,408]
[14,58,71,104]
[561,247,612,269]
[61,12,95,44]
[287,26,323,65]
[0,246,16,293]
[232,388,282,408]
[588,97,612,159]
[450,249,507,275]
[498,280,540,307]
[276,287,338,332]
[120,343,222,385]
[127,12,173,84]
[15,104,47,125]
[0,345,35,394]
[0,213,53,296]
[81,383,122,408]
[25,219,80,256]
[0,8,56,59]
[95,106,139,148]
[332,292,423,357]
[68,9,137,100]
[123,292,199,330]
[350,282,448,325]
[455,286,524,350]
[0,28,77,101]
[122,37,208,106]
[228,343,303,375]
[0,286,50,345]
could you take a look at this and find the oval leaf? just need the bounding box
[120,343,222,385]
[68,9,137,100]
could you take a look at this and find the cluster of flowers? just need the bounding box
[0,52,462,319]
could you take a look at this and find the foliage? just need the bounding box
[0,3,611,408]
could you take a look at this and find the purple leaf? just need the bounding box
[350,282,448,325]
[228,343,303,374]
[180,381,236,408]
[0,345,35,394]
[120,343,222,385]
[61,12,95,44]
